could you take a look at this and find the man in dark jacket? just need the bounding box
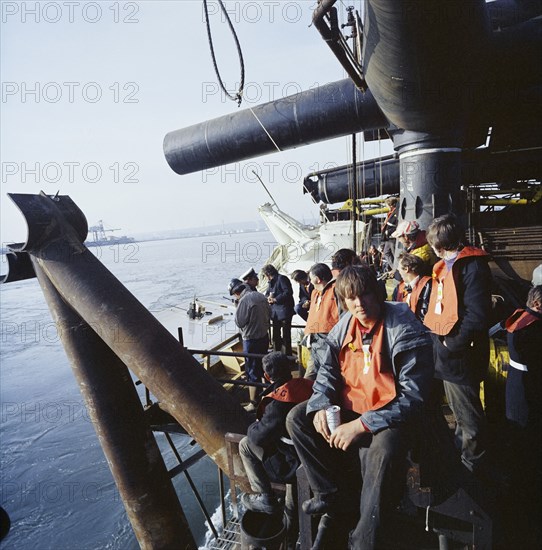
[380,196,399,273]
[263,264,295,355]
[240,352,314,515]
[424,213,492,475]
[291,269,313,321]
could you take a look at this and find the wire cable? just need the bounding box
[203,0,245,107]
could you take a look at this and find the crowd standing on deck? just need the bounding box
[227,209,541,550]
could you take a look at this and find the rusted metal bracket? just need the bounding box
[5,192,252,548]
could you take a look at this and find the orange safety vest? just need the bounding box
[339,317,396,415]
[424,246,489,336]
[257,378,314,419]
[505,309,539,333]
[396,276,431,314]
[304,281,339,335]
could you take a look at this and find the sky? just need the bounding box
[0,0,394,244]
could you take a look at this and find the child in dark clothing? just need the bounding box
[240,352,313,514]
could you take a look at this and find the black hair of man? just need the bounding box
[331,248,360,271]
[262,264,279,277]
[291,270,309,283]
[309,263,333,283]
[397,252,427,277]
[262,351,294,382]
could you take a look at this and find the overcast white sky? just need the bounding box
[1,0,393,243]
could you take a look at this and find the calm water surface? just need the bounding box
[0,232,277,549]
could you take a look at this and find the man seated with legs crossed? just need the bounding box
[287,265,434,549]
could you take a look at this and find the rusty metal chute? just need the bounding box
[31,259,195,549]
[3,192,252,549]
[7,192,251,469]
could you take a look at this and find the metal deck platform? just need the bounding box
[207,518,242,549]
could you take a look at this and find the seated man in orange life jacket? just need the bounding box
[287,265,433,550]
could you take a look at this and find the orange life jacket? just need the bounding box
[505,309,539,333]
[257,378,314,419]
[397,276,431,314]
[304,281,339,335]
[339,317,397,414]
[424,246,489,336]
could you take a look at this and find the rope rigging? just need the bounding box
[202,0,245,107]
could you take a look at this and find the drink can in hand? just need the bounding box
[326,405,341,433]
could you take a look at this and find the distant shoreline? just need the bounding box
[0,228,276,256]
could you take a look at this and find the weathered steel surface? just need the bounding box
[363,0,491,139]
[31,259,196,550]
[0,251,35,283]
[8,192,251,475]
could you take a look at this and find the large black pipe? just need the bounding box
[362,0,491,141]
[398,147,463,228]
[303,154,399,204]
[164,79,387,175]
[304,147,542,205]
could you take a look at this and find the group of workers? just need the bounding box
[227,211,541,550]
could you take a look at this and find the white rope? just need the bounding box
[248,107,282,153]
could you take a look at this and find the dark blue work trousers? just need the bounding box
[286,402,408,550]
[243,335,268,383]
